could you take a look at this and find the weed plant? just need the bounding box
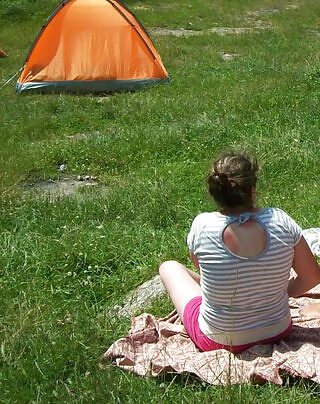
[0,0,320,402]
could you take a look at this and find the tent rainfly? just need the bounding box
[16,0,169,94]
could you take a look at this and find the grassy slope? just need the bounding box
[0,0,320,402]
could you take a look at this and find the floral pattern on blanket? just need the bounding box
[103,284,320,385]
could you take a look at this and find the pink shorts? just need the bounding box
[183,296,293,354]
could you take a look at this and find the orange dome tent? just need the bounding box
[16,0,169,94]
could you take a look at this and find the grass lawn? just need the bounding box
[0,0,319,402]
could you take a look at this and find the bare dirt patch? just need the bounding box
[151,25,268,37]
[248,8,280,16]
[150,27,202,37]
[248,4,299,17]
[23,176,103,200]
[207,27,261,35]
[151,4,300,38]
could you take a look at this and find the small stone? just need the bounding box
[221,53,239,61]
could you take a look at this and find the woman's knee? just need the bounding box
[159,260,181,277]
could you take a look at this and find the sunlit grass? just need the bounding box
[0,0,320,402]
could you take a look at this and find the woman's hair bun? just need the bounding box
[208,151,258,208]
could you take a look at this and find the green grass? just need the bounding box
[1,0,320,402]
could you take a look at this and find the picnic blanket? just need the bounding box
[303,228,320,256]
[103,284,320,385]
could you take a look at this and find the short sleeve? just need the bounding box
[186,219,197,252]
[288,217,302,246]
[279,209,303,246]
[186,213,207,252]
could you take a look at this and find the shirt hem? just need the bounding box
[198,312,292,346]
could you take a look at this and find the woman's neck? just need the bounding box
[219,205,258,216]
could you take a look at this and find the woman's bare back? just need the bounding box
[222,219,267,258]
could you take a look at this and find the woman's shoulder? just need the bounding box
[259,207,300,231]
[257,207,289,219]
[189,211,225,233]
[192,211,221,223]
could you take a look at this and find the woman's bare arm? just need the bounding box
[190,252,200,271]
[288,236,320,297]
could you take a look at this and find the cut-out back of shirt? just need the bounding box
[222,215,267,258]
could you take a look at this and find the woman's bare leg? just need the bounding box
[159,260,202,321]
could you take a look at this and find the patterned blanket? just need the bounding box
[103,285,320,385]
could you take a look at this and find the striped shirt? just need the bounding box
[186,208,302,345]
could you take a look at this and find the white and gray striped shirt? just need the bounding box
[187,208,302,344]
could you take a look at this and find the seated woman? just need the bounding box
[159,151,320,353]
